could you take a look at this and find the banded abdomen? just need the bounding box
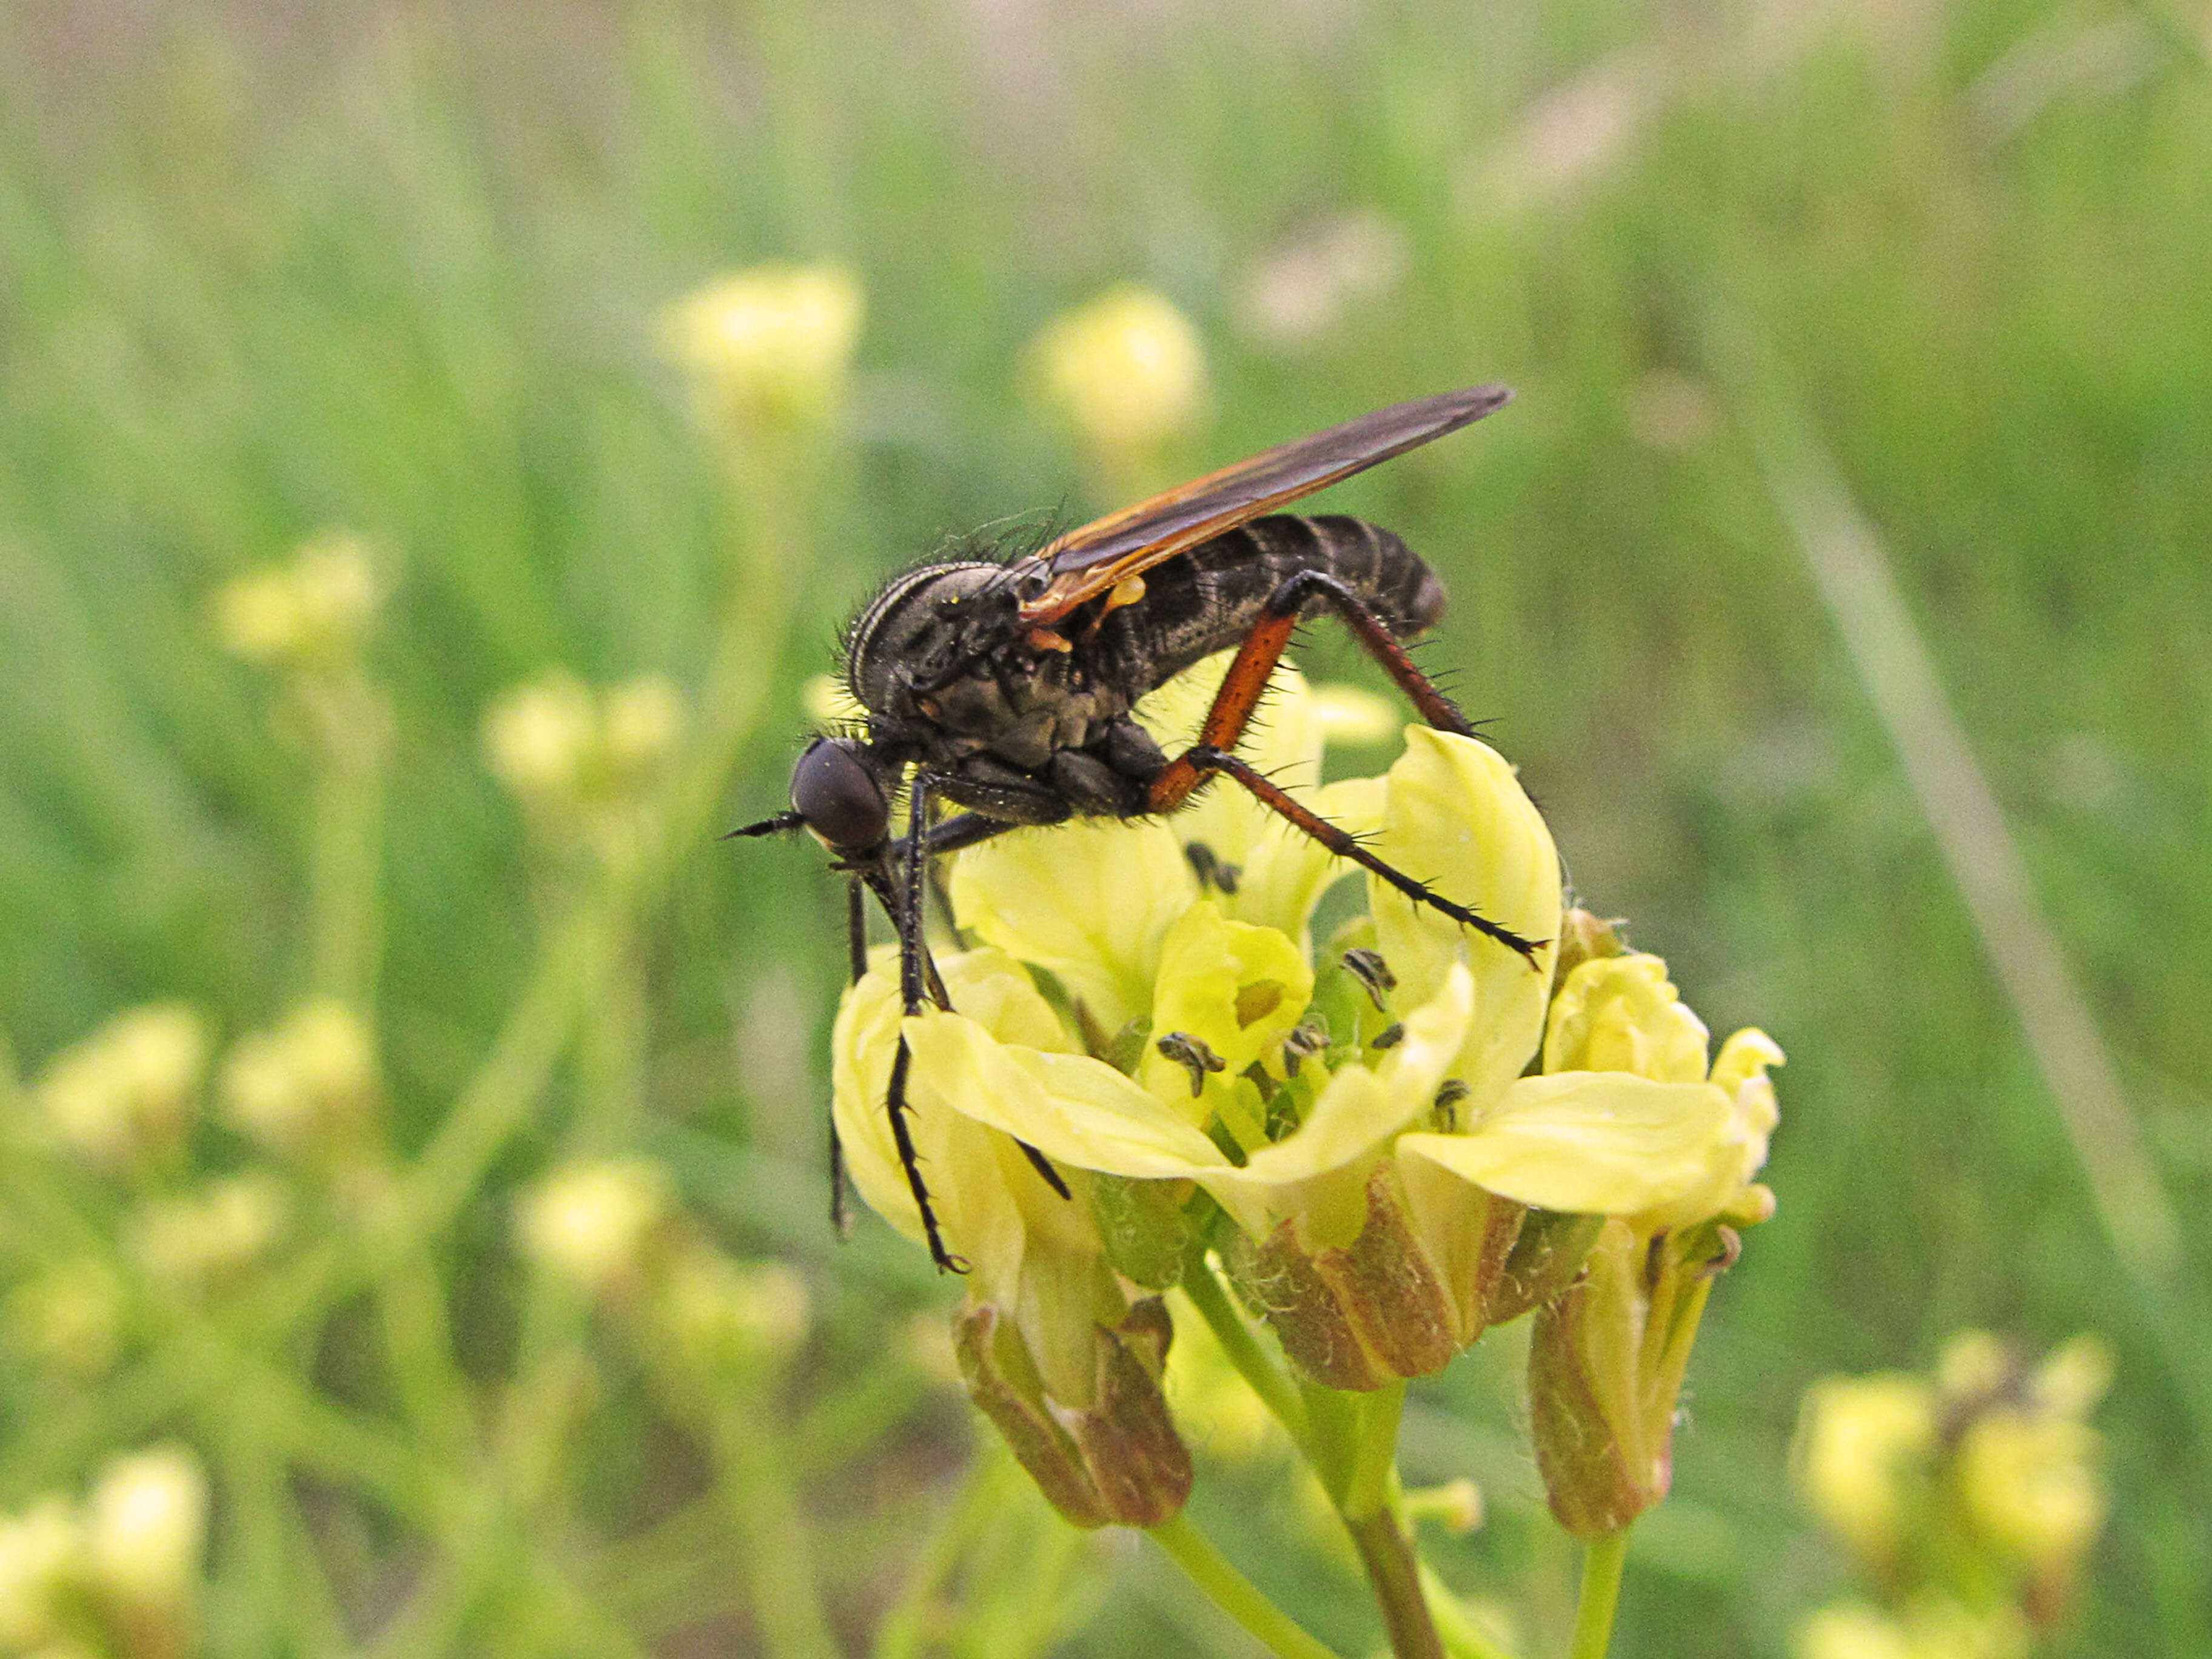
[1088,514,1445,698]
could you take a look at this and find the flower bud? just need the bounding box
[659,264,863,434]
[127,1174,290,1292]
[514,1158,675,1302]
[1549,908,1627,987]
[220,997,378,1162]
[214,531,382,669]
[1404,1478,1485,1535]
[1222,1165,1495,1392]
[1528,1218,1743,1537]
[955,1298,1191,1530]
[34,1004,208,1172]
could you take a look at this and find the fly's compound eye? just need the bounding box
[790,739,890,851]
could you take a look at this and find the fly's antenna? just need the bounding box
[725,810,806,840]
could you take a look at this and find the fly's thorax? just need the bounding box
[845,561,1015,716]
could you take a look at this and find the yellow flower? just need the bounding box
[659,264,863,433]
[832,648,1784,1519]
[0,1498,80,1649]
[1957,1408,2104,1582]
[835,947,1198,1529]
[1795,1374,1937,1565]
[127,1173,290,1292]
[1399,955,1781,1234]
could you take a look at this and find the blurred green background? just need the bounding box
[2,0,2207,1655]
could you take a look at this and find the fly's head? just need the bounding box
[846,562,1019,715]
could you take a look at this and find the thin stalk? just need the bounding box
[1145,1512,1345,1659]
[711,1374,841,1659]
[307,671,387,1011]
[1180,1249,1312,1453]
[1566,1532,1629,1659]
[1415,1563,1518,1659]
[1343,1509,1444,1659]
[1341,1383,1406,1521]
[873,1452,1021,1659]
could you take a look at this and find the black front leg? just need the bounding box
[883,769,965,1273]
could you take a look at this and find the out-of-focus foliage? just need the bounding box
[0,1,2206,1655]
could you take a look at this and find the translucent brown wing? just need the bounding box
[1014,384,1512,623]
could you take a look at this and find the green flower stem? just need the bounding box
[1146,1512,1346,1659]
[1180,1249,1314,1455]
[1342,1382,1406,1521]
[306,670,387,1010]
[1298,1381,1359,1501]
[710,1373,842,1659]
[1416,1563,1519,1659]
[1307,1381,1444,1659]
[874,1449,1021,1659]
[1566,1530,1630,1659]
[1343,1508,1444,1659]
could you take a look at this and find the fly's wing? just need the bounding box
[1014,384,1511,623]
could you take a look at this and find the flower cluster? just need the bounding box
[831,654,1781,1534]
[0,1445,207,1659]
[1794,1332,2111,1659]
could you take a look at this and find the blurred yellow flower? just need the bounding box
[483,672,598,802]
[514,1158,675,1302]
[215,529,383,669]
[1797,1333,2109,1641]
[654,1252,813,1376]
[659,263,863,432]
[483,671,688,854]
[1957,1409,2105,1581]
[84,1445,207,1617]
[0,1496,79,1650]
[1795,1603,1914,1659]
[220,996,378,1161]
[33,1003,208,1171]
[1795,1373,1936,1564]
[1026,286,1208,489]
[4,1258,127,1381]
[127,1173,290,1291]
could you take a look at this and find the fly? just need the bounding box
[734,384,1541,1271]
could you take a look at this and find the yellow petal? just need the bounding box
[1367,728,1560,1105]
[1543,954,1711,1083]
[903,1012,1228,1179]
[830,949,1069,1278]
[1398,1073,1737,1220]
[1138,903,1313,1115]
[950,820,1197,1034]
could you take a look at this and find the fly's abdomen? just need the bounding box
[1092,514,1446,695]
